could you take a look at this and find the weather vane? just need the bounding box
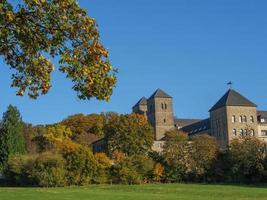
[227,81,233,89]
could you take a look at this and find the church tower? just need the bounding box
[147,89,175,140]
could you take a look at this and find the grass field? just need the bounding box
[0,184,267,200]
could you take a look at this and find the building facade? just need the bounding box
[133,88,267,151]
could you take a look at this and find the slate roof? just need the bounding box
[133,97,147,108]
[174,118,202,128]
[257,111,267,124]
[210,89,257,112]
[148,89,172,100]
[181,118,211,136]
[258,111,267,118]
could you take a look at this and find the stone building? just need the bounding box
[133,88,267,151]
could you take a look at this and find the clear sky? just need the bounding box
[1,0,267,125]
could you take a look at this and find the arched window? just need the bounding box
[250,116,254,123]
[233,129,237,136]
[243,116,247,123]
[239,116,242,123]
[240,129,244,136]
[232,115,236,123]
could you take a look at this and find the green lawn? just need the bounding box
[0,184,267,200]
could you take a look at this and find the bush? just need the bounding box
[4,154,35,186]
[30,152,67,187]
[94,153,112,184]
[110,155,154,184]
[62,145,98,185]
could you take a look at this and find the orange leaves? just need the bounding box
[5,10,15,21]
[153,163,164,182]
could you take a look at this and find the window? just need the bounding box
[232,115,236,123]
[161,103,164,110]
[261,130,267,136]
[165,103,167,109]
[243,116,247,123]
[250,116,254,123]
[233,129,237,136]
[163,118,166,123]
[239,116,242,123]
[251,129,255,136]
[240,129,244,136]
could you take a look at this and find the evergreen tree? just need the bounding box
[0,105,25,170]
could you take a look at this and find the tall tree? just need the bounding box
[228,136,266,183]
[0,0,117,100]
[104,113,154,156]
[162,129,190,182]
[0,105,25,170]
[189,134,219,180]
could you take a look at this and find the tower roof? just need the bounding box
[133,97,147,108]
[209,89,257,112]
[148,89,172,100]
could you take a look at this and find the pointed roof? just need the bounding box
[209,89,257,112]
[148,89,172,100]
[133,97,147,108]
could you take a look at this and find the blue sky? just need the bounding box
[1,0,267,124]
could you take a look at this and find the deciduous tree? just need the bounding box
[0,0,117,99]
[104,113,154,156]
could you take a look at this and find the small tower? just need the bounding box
[132,97,148,118]
[147,89,174,140]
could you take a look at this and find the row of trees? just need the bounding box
[1,105,267,186]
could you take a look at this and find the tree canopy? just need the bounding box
[0,0,117,100]
[104,113,154,156]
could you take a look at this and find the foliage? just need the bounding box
[0,0,117,99]
[104,113,154,156]
[60,113,104,144]
[227,136,266,183]
[163,129,190,182]
[189,134,219,180]
[153,163,164,182]
[30,152,67,187]
[22,123,39,154]
[4,152,66,187]
[94,153,112,184]
[4,154,35,186]
[62,145,98,185]
[0,105,25,170]
[34,124,75,152]
[110,156,142,184]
